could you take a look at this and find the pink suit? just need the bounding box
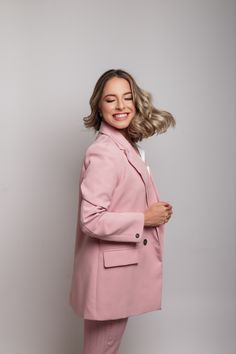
[70,120,165,321]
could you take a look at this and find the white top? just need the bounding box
[137,145,151,175]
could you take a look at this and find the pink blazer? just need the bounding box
[70,120,165,320]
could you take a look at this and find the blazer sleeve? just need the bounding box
[79,143,144,243]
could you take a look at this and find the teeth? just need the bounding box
[114,113,127,118]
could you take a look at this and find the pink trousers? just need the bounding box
[83,317,129,354]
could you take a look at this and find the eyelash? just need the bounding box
[106,98,133,103]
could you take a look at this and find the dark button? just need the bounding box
[135,233,140,238]
[143,239,148,245]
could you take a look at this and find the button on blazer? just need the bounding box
[70,120,165,320]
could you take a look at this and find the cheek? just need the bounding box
[100,103,114,115]
[130,102,136,113]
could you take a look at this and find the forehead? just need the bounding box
[102,77,131,95]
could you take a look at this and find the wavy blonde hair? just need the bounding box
[83,69,176,143]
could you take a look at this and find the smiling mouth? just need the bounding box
[113,113,129,119]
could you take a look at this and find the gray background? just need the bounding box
[0,0,235,353]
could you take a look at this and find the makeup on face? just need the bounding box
[99,77,136,130]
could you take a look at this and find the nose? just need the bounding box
[116,98,125,110]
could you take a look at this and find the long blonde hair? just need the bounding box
[83,69,176,143]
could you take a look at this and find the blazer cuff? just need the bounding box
[106,212,145,243]
[81,211,145,243]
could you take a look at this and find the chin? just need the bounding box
[113,117,133,126]
[114,122,131,129]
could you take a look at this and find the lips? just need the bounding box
[113,113,129,121]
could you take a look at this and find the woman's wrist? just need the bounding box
[143,212,151,227]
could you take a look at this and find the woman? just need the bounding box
[70,69,176,354]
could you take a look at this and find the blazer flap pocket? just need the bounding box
[103,248,139,268]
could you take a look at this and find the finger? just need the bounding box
[164,202,172,208]
[165,206,172,212]
[158,201,170,206]
[164,217,169,223]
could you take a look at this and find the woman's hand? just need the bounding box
[144,201,173,227]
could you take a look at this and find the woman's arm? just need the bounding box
[79,143,144,243]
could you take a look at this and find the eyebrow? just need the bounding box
[103,91,132,98]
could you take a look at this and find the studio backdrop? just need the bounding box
[0,0,235,353]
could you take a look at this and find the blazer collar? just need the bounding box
[98,120,151,202]
[98,119,138,154]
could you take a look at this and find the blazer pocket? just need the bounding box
[103,248,139,268]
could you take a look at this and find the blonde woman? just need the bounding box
[70,69,176,354]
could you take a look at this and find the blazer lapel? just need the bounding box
[123,149,150,192]
[98,121,150,197]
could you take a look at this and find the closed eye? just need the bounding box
[105,96,133,103]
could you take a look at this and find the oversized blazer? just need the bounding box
[70,120,165,320]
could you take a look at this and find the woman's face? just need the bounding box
[99,77,136,132]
